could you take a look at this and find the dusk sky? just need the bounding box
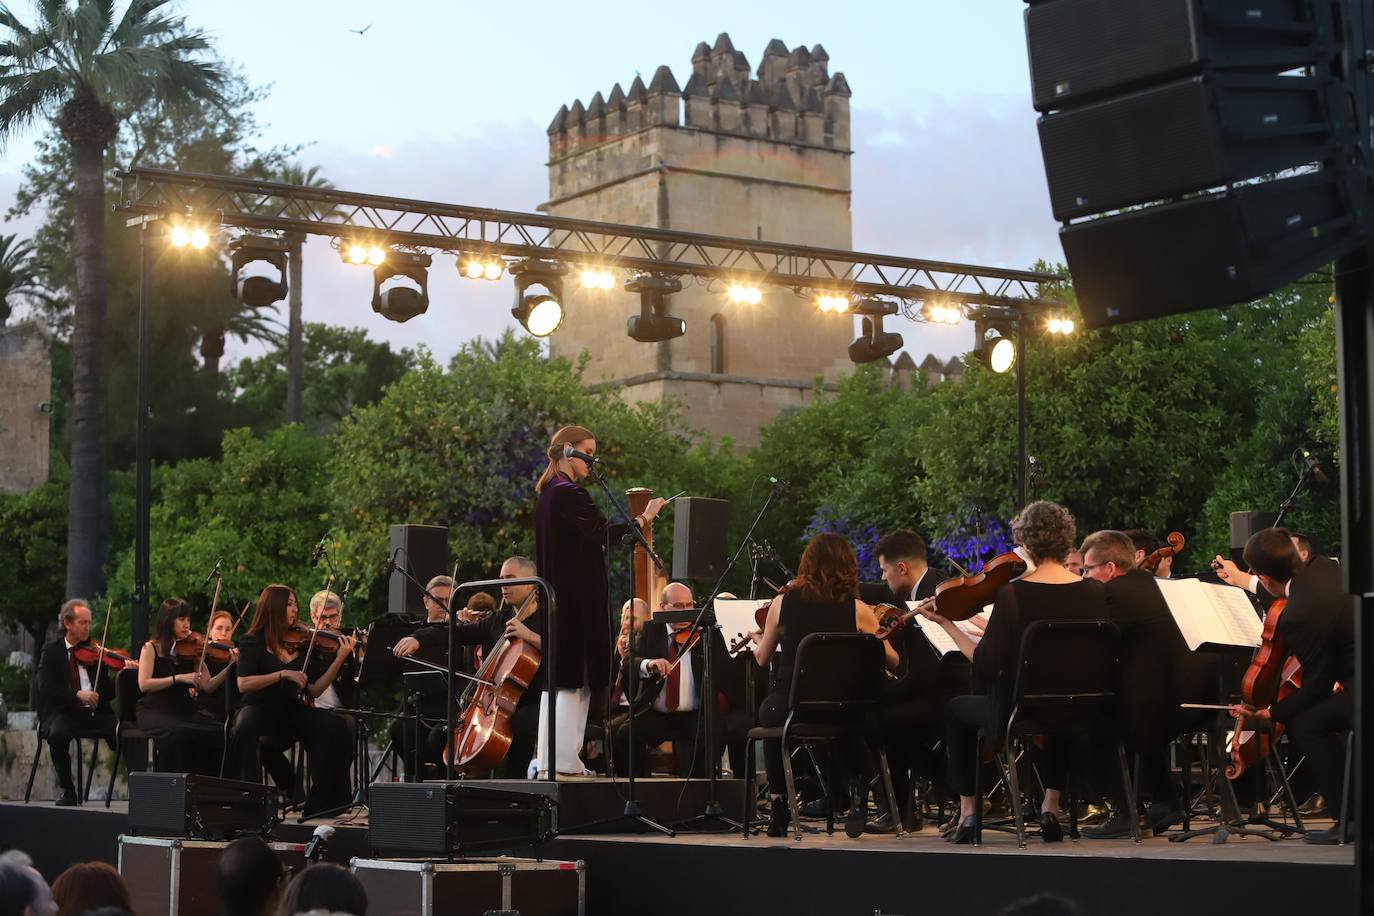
[0,0,1062,365]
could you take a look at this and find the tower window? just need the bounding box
[709,313,725,374]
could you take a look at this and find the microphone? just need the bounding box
[386,548,402,575]
[768,476,790,493]
[1301,450,1329,487]
[563,445,599,466]
[202,558,223,588]
[303,824,334,863]
[310,536,328,568]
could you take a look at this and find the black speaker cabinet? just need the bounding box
[388,524,449,616]
[128,772,282,839]
[1229,511,1278,565]
[367,781,555,857]
[672,497,728,582]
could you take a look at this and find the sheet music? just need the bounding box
[909,606,984,657]
[714,599,766,657]
[1153,577,1261,650]
[1206,581,1263,647]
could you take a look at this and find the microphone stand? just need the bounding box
[574,462,674,837]
[670,478,787,833]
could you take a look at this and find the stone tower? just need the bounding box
[543,34,854,446]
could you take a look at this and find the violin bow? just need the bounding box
[200,566,224,673]
[92,596,115,699]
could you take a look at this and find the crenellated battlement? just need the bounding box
[547,33,851,161]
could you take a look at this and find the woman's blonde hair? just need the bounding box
[535,425,595,494]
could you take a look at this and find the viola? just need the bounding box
[875,551,1028,640]
[1141,531,1185,575]
[71,640,136,670]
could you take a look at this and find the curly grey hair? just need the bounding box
[1011,500,1078,565]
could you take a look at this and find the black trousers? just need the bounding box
[231,702,351,816]
[758,692,868,798]
[43,711,116,793]
[609,707,724,777]
[136,709,225,777]
[1283,688,1353,818]
[880,688,953,810]
[944,694,1071,798]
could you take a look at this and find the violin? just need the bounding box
[874,551,1028,640]
[281,624,353,654]
[71,640,136,670]
[1141,531,1185,575]
[173,632,236,666]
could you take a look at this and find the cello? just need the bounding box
[1141,531,1185,575]
[1226,596,1292,780]
[445,590,542,773]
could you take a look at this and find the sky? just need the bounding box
[0,0,1062,366]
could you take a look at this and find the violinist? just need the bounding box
[1227,529,1354,844]
[197,609,240,721]
[610,582,728,778]
[921,501,1106,845]
[35,600,128,806]
[230,585,353,817]
[304,591,356,711]
[752,533,898,838]
[135,598,227,776]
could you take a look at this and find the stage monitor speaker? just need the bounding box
[128,772,282,840]
[1229,510,1279,565]
[388,523,449,616]
[367,781,554,857]
[672,497,728,582]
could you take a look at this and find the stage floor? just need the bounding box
[1,798,1357,915]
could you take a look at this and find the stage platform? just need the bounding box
[0,798,1356,915]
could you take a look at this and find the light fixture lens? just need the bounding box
[526,297,564,337]
[817,296,833,312]
[170,225,190,248]
[368,246,386,266]
[190,228,210,250]
[990,337,1016,374]
[728,284,762,305]
[579,270,599,289]
[834,297,849,314]
[1062,318,1075,334]
[483,260,504,281]
[1048,318,1062,334]
[462,259,483,279]
[598,272,615,290]
[346,244,367,264]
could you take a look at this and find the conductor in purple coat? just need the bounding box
[531,424,667,775]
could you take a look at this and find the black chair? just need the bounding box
[105,667,159,807]
[24,719,102,804]
[973,619,1141,848]
[741,632,903,841]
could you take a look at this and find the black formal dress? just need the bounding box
[229,633,352,816]
[758,591,858,793]
[1270,558,1355,817]
[945,578,1107,796]
[136,652,225,776]
[35,637,118,796]
[609,624,729,777]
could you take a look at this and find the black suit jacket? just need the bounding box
[36,637,114,721]
[1102,570,1196,751]
[866,569,967,702]
[1272,556,1353,723]
[624,623,730,713]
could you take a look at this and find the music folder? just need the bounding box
[1152,577,1262,651]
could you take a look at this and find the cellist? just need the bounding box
[1226,529,1354,844]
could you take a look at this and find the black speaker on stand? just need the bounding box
[672,498,728,583]
[1228,511,1278,567]
[388,524,449,616]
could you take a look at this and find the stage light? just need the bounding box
[460,254,505,281]
[625,274,686,342]
[847,298,903,364]
[170,225,191,248]
[190,228,210,250]
[727,283,763,306]
[816,293,851,313]
[974,318,1017,374]
[989,337,1016,373]
[228,235,290,307]
[346,243,368,265]
[924,299,963,324]
[1046,314,1076,335]
[342,241,387,266]
[511,258,567,337]
[579,267,617,291]
[484,260,504,281]
[371,250,431,323]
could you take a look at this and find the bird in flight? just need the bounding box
[349,23,373,36]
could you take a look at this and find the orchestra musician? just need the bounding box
[388,574,458,780]
[1226,529,1355,844]
[610,582,728,778]
[304,590,357,712]
[198,609,239,721]
[531,424,666,777]
[752,533,899,837]
[35,600,132,806]
[1124,529,1172,578]
[135,598,229,776]
[920,501,1107,845]
[230,585,354,816]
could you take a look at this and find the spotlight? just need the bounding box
[625,274,686,342]
[579,267,617,291]
[484,260,504,281]
[511,258,566,337]
[170,225,190,248]
[924,300,962,324]
[727,283,763,306]
[368,245,386,266]
[371,250,431,323]
[459,254,505,281]
[974,318,1017,374]
[847,298,904,364]
[191,228,210,250]
[343,241,387,266]
[816,293,851,313]
[228,235,290,307]
[1045,314,1076,335]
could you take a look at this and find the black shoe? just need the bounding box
[800,796,837,819]
[864,810,898,835]
[54,789,79,807]
[844,786,866,839]
[946,814,979,845]
[1303,822,1354,845]
[1081,810,1135,840]
[766,799,792,838]
[1297,793,1328,818]
[1145,803,1183,836]
[1039,811,1063,843]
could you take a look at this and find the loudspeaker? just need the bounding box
[388,524,449,616]
[128,772,282,839]
[672,497,728,582]
[1229,511,1277,565]
[367,781,555,856]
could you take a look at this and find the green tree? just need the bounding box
[0,232,47,325]
[0,0,227,600]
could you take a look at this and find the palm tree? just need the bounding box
[0,1,225,599]
[275,163,335,424]
[0,232,47,325]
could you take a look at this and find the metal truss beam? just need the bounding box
[117,167,1063,312]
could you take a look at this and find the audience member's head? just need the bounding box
[999,893,1088,916]
[275,864,367,916]
[0,858,54,916]
[50,863,130,916]
[218,837,286,916]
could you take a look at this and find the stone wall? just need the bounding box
[0,320,51,493]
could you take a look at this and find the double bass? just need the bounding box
[445,590,541,773]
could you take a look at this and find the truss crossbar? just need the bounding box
[116,167,1062,310]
